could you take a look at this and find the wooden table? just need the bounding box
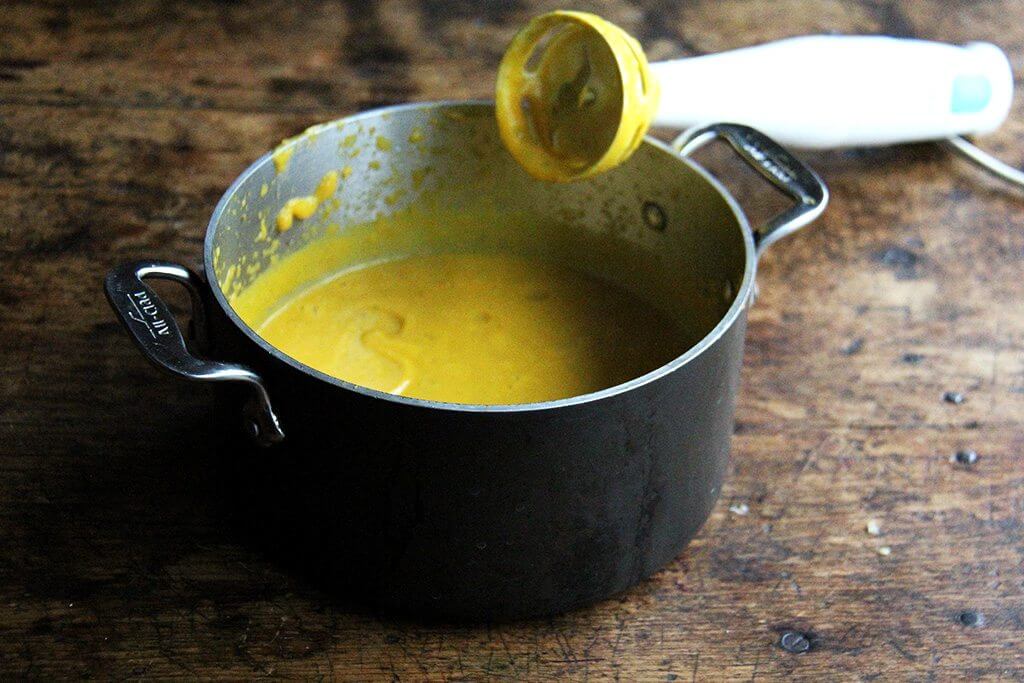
[2,1,1022,679]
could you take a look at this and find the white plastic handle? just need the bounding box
[650,35,1014,148]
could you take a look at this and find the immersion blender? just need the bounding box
[495,11,1018,185]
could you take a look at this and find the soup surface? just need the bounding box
[236,251,688,404]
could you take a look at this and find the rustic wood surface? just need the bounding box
[1,1,1023,679]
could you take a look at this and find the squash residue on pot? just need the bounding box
[275,169,340,232]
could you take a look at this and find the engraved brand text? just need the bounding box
[127,290,171,337]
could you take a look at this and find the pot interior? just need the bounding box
[207,102,751,401]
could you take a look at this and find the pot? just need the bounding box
[105,102,826,620]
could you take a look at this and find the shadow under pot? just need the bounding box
[105,101,826,621]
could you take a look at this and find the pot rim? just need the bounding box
[204,100,756,414]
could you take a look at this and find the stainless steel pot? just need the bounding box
[105,102,826,620]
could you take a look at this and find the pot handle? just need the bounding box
[673,123,828,256]
[104,260,285,446]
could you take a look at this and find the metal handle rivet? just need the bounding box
[642,201,667,231]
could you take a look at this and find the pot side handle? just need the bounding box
[104,260,284,446]
[673,123,828,257]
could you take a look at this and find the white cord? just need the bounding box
[944,135,1024,190]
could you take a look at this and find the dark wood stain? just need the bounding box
[0,57,48,69]
[868,1,916,38]
[419,0,523,30]
[343,2,415,105]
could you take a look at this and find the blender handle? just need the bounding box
[673,123,828,256]
[651,36,1013,148]
[104,260,284,446]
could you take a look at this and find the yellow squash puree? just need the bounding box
[275,170,340,232]
[237,252,686,405]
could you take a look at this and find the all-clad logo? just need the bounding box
[126,290,170,338]
[741,139,795,185]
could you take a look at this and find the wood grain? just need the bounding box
[1,0,1022,679]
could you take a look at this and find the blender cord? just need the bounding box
[944,135,1024,190]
